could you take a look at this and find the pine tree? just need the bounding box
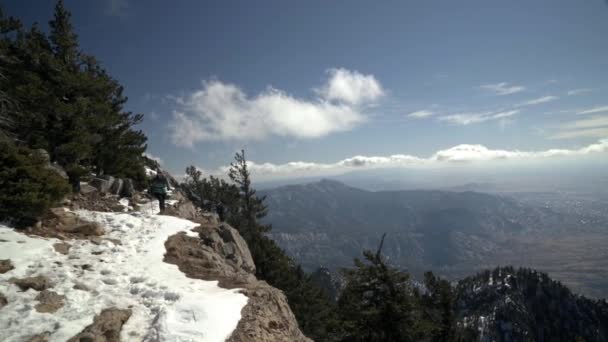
[48,0,78,68]
[338,234,415,342]
[415,271,456,341]
[228,149,269,238]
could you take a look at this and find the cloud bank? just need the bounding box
[202,139,608,180]
[170,69,383,146]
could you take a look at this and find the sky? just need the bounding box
[4,0,608,181]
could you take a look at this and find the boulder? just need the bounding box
[10,275,51,291]
[90,178,112,194]
[67,308,131,342]
[162,200,199,221]
[0,259,14,274]
[34,149,51,163]
[35,290,65,313]
[53,242,71,255]
[79,183,97,195]
[110,178,123,196]
[120,179,134,198]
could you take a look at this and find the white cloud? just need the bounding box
[550,128,608,140]
[317,68,384,105]
[549,116,608,139]
[408,110,434,119]
[169,69,383,146]
[567,88,593,96]
[201,139,608,180]
[439,110,519,125]
[577,106,608,115]
[479,82,526,96]
[519,95,558,106]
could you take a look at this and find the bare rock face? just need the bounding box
[35,290,65,313]
[67,308,131,342]
[228,281,312,342]
[0,259,14,273]
[28,208,104,240]
[10,275,51,291]
[163,203,311,342]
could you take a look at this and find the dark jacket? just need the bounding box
[150,174,168,195]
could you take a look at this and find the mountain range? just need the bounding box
[260,179,608,299]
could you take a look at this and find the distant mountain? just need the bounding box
[259,179,608,298]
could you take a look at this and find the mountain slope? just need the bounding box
[455,266,608,341]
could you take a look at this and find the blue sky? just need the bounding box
[5,0,608,180]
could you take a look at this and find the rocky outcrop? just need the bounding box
[28,208,104,239]
[10,275,52,291]
[163,206,311,342]
[0,259,14,273]
[67,308,131,342]
[35,290,65,313]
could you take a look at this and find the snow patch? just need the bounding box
[0,208,247,342]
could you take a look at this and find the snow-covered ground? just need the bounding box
[0,201,247,342]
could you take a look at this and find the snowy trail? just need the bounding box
[0,202,247,342]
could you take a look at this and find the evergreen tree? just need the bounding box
[0,1,148,188]
[338,234,415,342]
[228,149,269,239]
[415,271,456,341]
[48,0,78,67]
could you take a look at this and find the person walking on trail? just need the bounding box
[150,172,169,212]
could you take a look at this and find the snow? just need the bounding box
[0,204,247,342]
[144,166,157,177]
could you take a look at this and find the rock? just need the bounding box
[120,179,134,198]
[228,282,312,342]
[90,178,112,194]
[27,332,50,342]
[10,275,51,291]
[0,259,14,273]
[67,308,131,342]
[59,222,105,236]
[35,290,65,313]
[0,292,7,309]
[163,217,310,342]
[48,163,69,179]
[53,242,71,255]
[79,183,97,195]
[164,230,256,289]
[162,200,199,221]
[73,282,90,291]
[34,149,51,163]
[110,178,123,196]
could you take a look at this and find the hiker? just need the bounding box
[216,201,225,222]
[150,172,169,212]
